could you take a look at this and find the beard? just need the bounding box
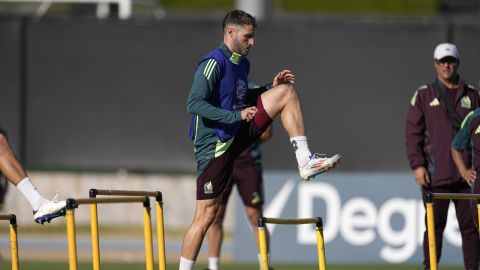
[232,39,249,56]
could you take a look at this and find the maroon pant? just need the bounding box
[421,181,480,270]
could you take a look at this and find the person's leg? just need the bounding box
[260,84,304,138]
[205,171,234,270]
[206,203,227,270]
[0,133,28,185]
[180,197,222,270]
[244,206,263,251]
[453,182,480,270]
[0,133,66,223]
[233,154,269,269]
[244,205,271,269]
[259,85,340,179]
[422,186,450,270]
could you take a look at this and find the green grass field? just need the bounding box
[0,261,465,270]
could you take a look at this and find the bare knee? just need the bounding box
[203,207,220,228]
[210,218,223,231]
[210,203,227,228]
[190,200,221,232]
[277,84,297,102]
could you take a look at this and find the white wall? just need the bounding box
[2,171,235,230]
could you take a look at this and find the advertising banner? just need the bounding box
[234,172,467,264]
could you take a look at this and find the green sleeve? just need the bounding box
[186,58,242,123]
[248,82,273,96]
[452,111,474,151]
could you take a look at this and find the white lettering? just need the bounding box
[377,198,417,263]
[418,200,425,246]
[263,179,296,235]
[298,182,340,244]
[263,177,464,264]
[340,197,377,245]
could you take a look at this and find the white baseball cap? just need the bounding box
[434,43,459,60]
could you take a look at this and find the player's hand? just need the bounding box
[241,106,258,122]
[273,70,295,87]
[413,166,430,187]
[460,168,476,186]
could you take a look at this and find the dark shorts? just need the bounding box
[221,148,264,208]
[196,95,272,200]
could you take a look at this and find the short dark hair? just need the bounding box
[222,10,257,31]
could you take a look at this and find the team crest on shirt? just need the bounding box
[461,96,471,109]
[204,181,213,194]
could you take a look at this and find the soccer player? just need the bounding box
[180,10,341,270]
[0,129,66,224]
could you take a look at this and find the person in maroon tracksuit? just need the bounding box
[405,43,480,270]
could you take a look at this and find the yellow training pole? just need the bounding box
[258,218,269,270]
[9,218,19,270]
[143,202,155,270]
[425,193,437,270]
[90,203,101,270]
[155,200,166,270]
[315,218,326,270]
[66,207,78,270]
[477,203,480,238]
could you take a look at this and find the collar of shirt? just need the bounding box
[219,42,243,65]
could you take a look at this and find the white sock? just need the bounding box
[290,136,311,167]
[179,256,195,270]
[16,177,48,211]
[208,257,219,270]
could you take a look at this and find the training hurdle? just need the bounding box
[425,192,480,270]
[66,196,153,270]
[89,189,166,270]
[258,217,326,270]
[0,214,19,270]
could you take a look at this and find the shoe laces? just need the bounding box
[309,153,326,160]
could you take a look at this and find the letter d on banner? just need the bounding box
[298,182,340,244]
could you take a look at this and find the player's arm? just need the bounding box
[187,59,242,124]
[248,82,273,96]
[451,147,475,185]
[451,111,476,186]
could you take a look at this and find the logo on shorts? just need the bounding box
[251,192,262,205]
[204,181,213,194]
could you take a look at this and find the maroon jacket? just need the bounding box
[405,79,480,187]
